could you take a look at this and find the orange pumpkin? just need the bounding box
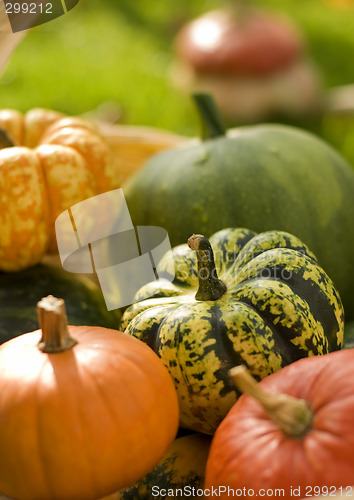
[205,351,354,499]
[0,296,179,500]
[0,108,120,271]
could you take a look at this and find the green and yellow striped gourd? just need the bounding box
[123,94,354,320]
[101,432,212,500]
[121,228,344,435]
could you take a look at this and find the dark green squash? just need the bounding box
[123,94,354,319]
[121,228,344,434]
[0,264,120,344]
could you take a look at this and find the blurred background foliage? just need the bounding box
[1,0,354,140]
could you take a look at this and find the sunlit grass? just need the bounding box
[0,1,199,135]
[0,0,354,135]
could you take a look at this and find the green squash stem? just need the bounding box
[229,365,313,439]
[188,234,227,301]
[37,295,78,353]
[192,93,226,140]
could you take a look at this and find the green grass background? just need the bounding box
[1,0,354,137]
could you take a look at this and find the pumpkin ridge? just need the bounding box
[158,305,190,388]
[34,361,59,500]
[0,148,50,270]
[106,339,179,455]
[75,341,175,497]
[232,231,318,271]
[73,351,125,498]
[17,342,92,500]
[252,261,343,351]
[233,279,329,359]
[229,245,343,353]
[165,304,200,374]
[0,360,41,499]
[134,279,184,302]
[218,299,287,376]
[203,304,253,394]
[221,297,294,368]
[157,302,232,431]
[51,350,98,499]
[209,227,257,274]
[34,150,55,249]
[125,302,183,350]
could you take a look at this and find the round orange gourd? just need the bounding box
[0,296,179,500]
[0,108,120,271]
[205,350,354,499]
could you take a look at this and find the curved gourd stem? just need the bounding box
[192,93,226,140]
[229,365,313,438]
[188,234,227,301]
[37,295,78,353]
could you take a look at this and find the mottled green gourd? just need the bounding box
[123,94,354,320]
[121,228,344,435]
[108,433,212,500]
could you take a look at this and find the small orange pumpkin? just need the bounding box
[0,108,120,271]
[0,296,179,500]
[205,351,354,499]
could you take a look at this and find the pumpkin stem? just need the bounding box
[0,127,15,149]
[188,234,227,301]
[192,93,226,140]
[37,296,78,353]
[229,365,313,439]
